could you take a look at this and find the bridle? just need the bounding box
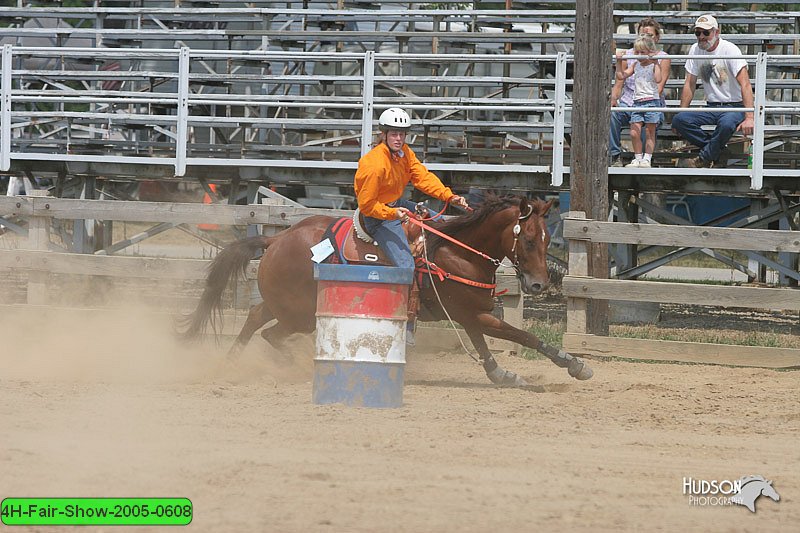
[509,203,534,276]
[407,203,535,284]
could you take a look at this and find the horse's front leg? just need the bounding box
[476,312,593,381]
[463,326,528,387]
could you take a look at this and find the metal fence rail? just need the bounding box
[2,45,800,190]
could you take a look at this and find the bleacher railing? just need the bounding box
[1,45,798,190]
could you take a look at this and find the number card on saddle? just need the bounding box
[320,210,423,266]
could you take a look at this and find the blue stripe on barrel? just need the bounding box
[312,264,412,408]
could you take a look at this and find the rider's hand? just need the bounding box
[450,195,469,210]
[396,207,412,222]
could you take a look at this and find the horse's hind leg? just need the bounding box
[228,302,273,358]
[259,321,294,350]
[259,321,300,365]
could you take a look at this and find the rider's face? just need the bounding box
[385,130,407,153]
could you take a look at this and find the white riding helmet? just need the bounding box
[378,108,411,132]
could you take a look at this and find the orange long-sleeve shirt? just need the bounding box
[354,143,454,220]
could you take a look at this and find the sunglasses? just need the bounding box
[694,29,712,37]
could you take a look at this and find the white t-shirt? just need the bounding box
[633,61,660,102]
[622,50,667,104]
[685,38,748,103]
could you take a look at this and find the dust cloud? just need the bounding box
[0,299,315,386]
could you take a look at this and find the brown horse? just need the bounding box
[180,194,593,386]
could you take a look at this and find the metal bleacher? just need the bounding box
[0,1,799,199]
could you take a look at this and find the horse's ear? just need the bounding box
[531,198,554,216]
[518,196,530,215]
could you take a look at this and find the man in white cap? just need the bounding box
[671,14,754,168]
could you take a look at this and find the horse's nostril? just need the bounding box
[530,283,543,292]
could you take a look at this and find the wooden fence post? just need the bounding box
[565,211,588,336]
[25,190,50,305]
[571,0,612,335]
[486,264,523,356]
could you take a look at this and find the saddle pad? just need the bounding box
[322,217,393,265]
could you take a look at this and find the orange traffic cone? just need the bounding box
[198,184,220,231]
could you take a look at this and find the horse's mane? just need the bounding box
[739,475,768,486]
[424,193,535,256]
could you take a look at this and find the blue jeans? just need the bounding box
[362,199,439,271]
[610,102,650,159]
[671,102,745,163]
[630,99,664,125]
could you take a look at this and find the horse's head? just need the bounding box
[761,481,780,502]
[735,476,781,512]
[508,197,554,294]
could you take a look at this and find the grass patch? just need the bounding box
[522,319,565,360]
[611,324,800,349]
[521,318,800,360]
[638,277,739,286]
[551,244,758,269]
[637,247,777,269]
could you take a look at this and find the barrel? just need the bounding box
[312,263,413,408]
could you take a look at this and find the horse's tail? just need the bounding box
[178,235,273,341]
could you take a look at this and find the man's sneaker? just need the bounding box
[610,156,624,167]
[625,159,642,168]
[683,156,714,168]
[638,159,652,168]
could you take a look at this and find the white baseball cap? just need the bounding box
[694,15,718,30]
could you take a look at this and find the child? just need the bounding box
[616,35,664,168]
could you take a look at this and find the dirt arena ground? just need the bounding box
[1,307,797,532]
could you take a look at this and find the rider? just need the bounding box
[354,107,469,344]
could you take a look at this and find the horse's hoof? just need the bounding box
[509,374,528,387]
[487,367,528,387]
[567,357,593,380]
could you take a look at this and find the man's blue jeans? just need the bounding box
[671,102,745,163]
[362,199,439,272]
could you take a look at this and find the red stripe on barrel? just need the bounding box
[316,280,408,320]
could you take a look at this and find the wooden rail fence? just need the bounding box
[563,212,800,368]
[0,194,523,352]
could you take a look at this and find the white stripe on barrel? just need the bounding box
[312,263,412,408]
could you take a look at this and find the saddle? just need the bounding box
[322,211,425,329]
[324,210,424,266]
